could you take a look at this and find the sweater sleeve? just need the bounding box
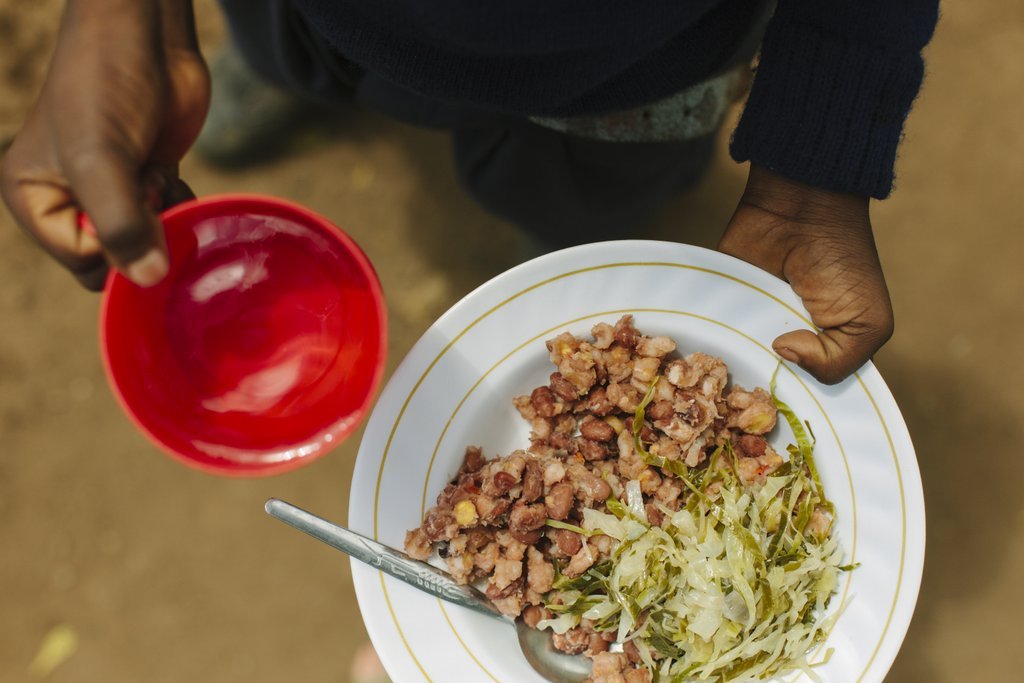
[729,0,939,199]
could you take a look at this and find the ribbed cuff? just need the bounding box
[729,15,926,199]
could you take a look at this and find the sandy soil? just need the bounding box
[1,1,1022,682]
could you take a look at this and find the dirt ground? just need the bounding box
[1,2,1022,682]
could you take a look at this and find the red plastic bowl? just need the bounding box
[99,195,387,476]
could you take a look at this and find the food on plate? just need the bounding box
[405,315,848,681]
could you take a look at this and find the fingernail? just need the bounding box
[125,249,169,287]
[775,346,801,364]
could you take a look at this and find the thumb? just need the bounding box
[772,237,895,384]
[773,313,893,385]
[61,142,168,286]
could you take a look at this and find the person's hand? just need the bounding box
[718,165,894,385]
[0,0,209,290]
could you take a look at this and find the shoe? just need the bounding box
[194,43,316,167]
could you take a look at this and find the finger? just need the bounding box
[13,197,108,290]
[159,0,200,51]
[73,259,111,291]
[776,242,894,384]
[154,6,210,165]
[59,141,168,286]
[0,156,110,288]
[773,314,894,385]
[151,51,210,163]
[28,200,110,288]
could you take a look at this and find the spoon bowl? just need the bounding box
[516,620,594,683]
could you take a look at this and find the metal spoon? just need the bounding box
[264,498,592,683]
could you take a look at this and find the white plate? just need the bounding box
[349,240,924,683]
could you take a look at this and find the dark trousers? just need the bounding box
[219,0,743,246]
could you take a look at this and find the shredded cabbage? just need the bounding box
[538,376,850,681]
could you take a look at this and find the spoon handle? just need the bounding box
[265,498,504,621]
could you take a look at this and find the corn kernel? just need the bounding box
[454,499,478,526]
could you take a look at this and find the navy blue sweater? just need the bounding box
[295,0,939,199]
